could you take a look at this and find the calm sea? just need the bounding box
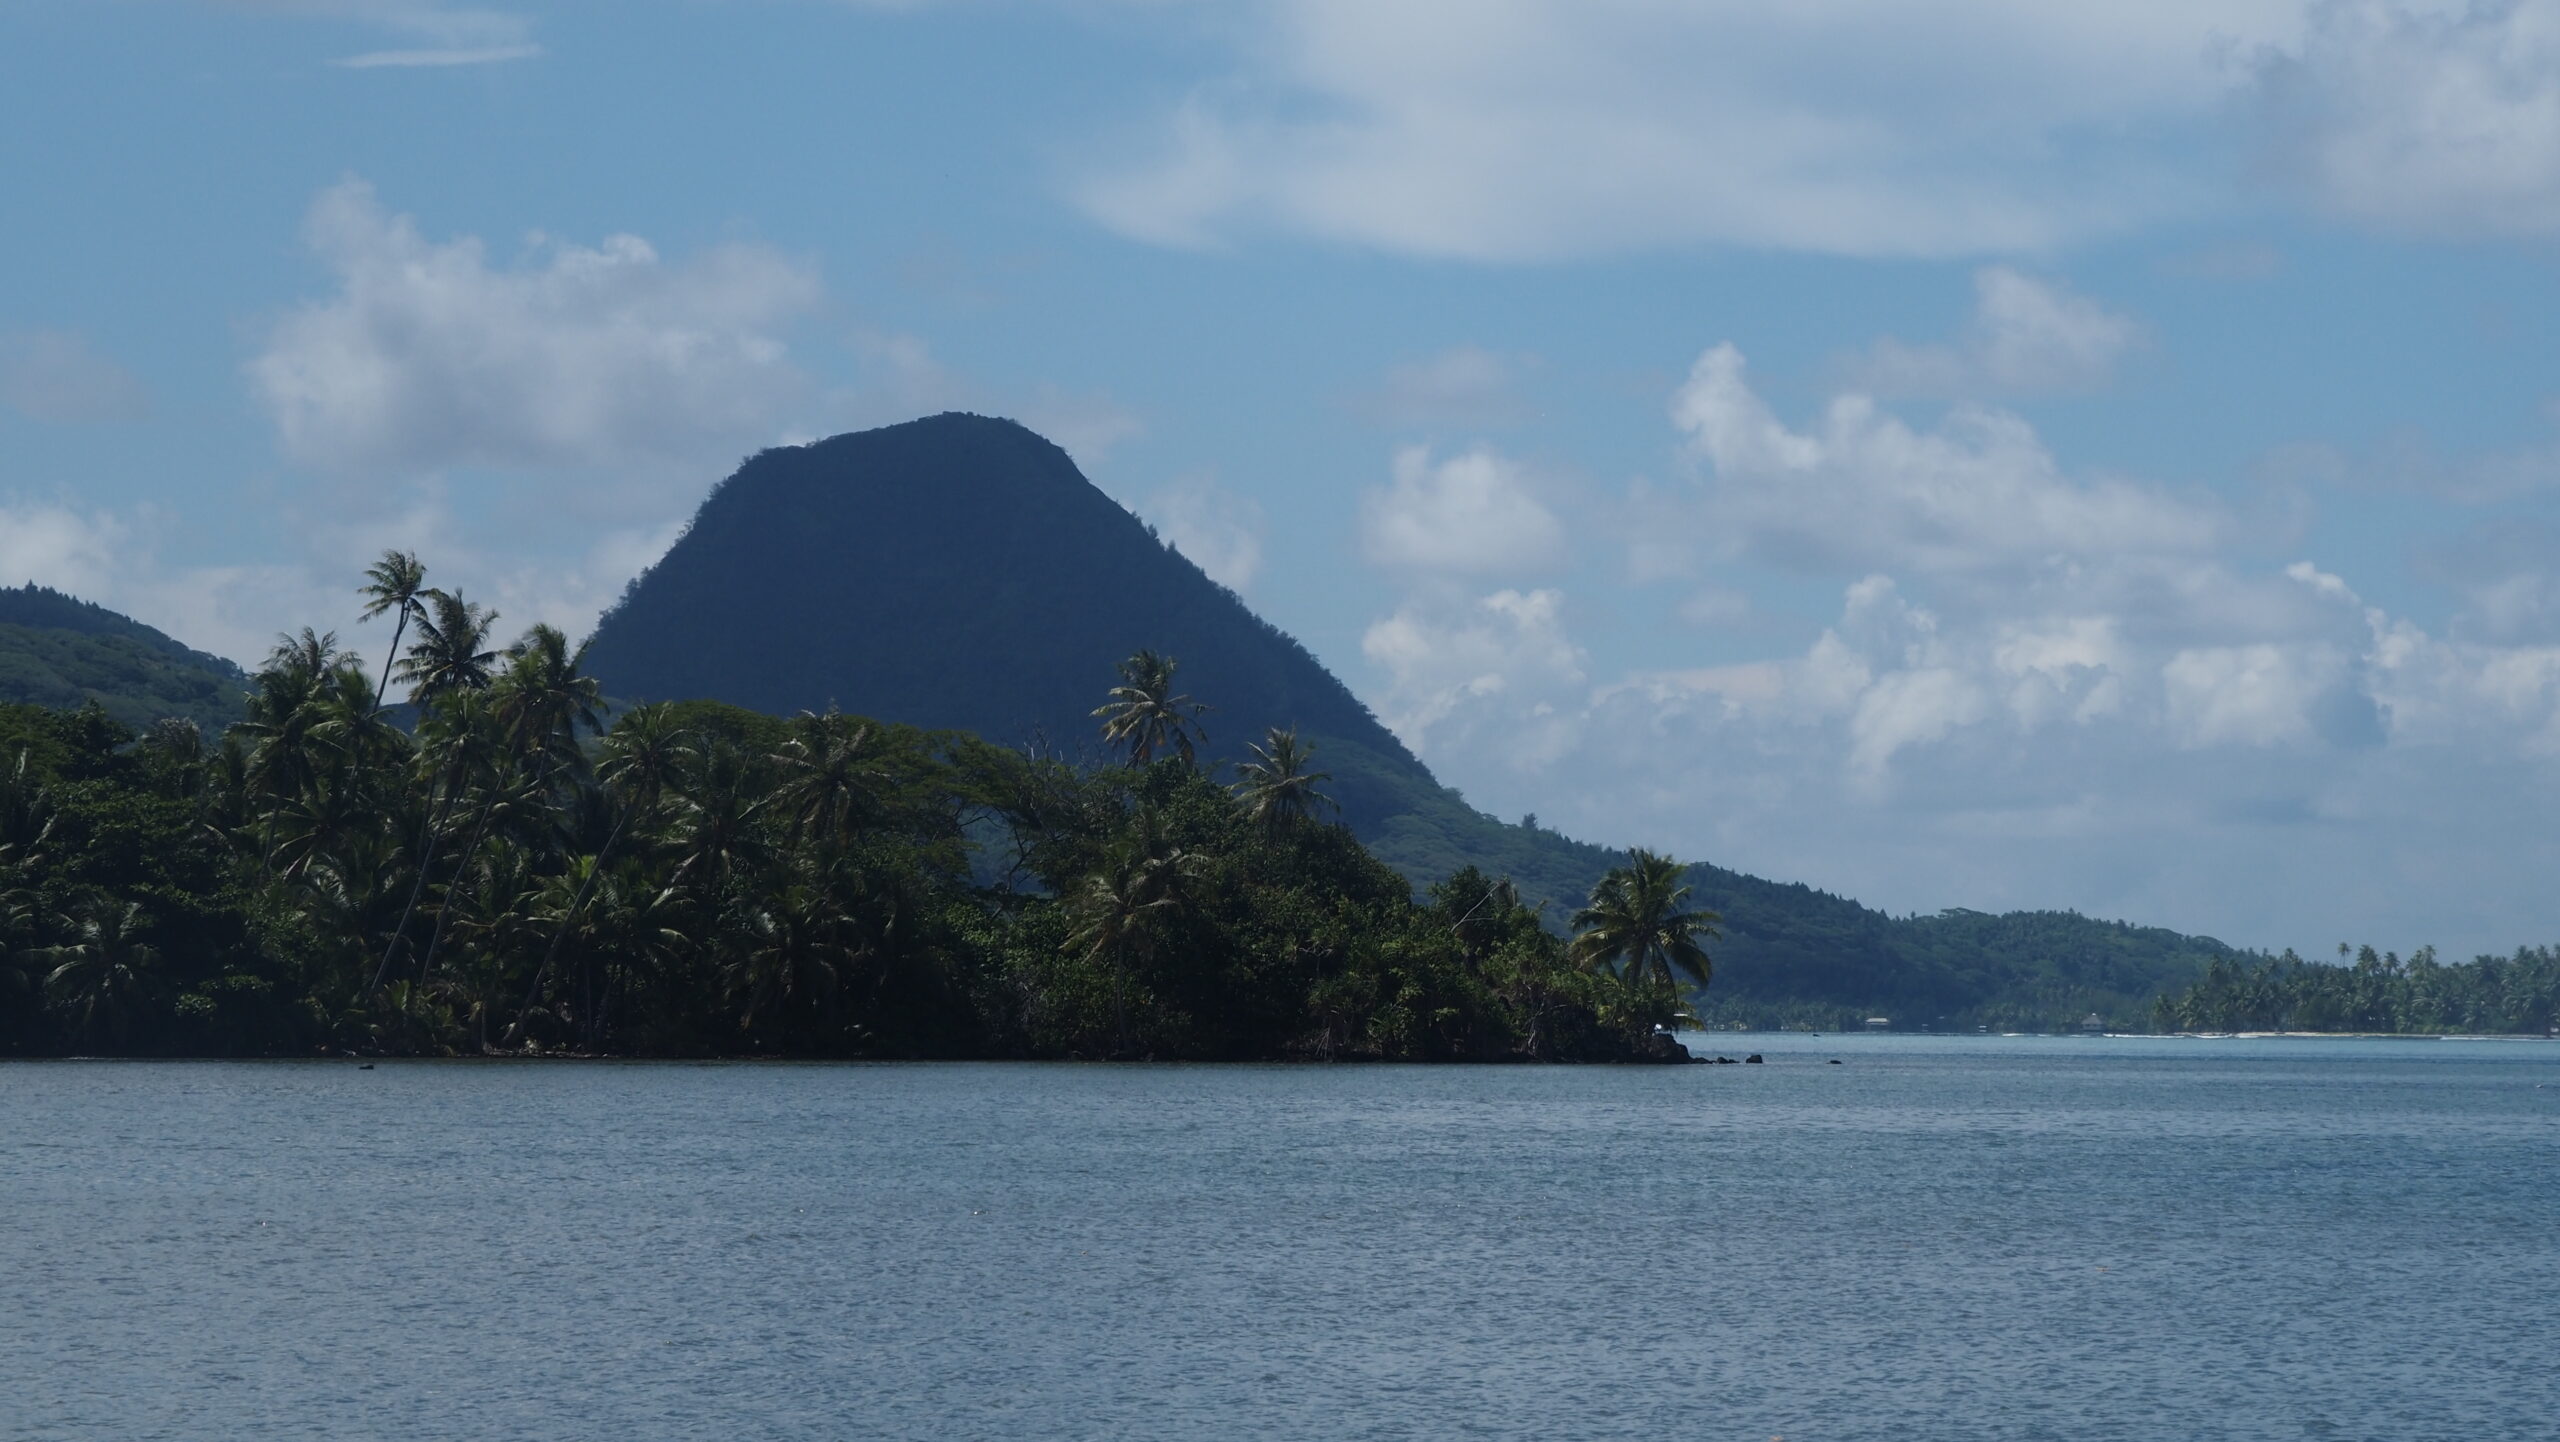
[4,1036,2556,1441]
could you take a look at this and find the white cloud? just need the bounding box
[1356,338,2560,954]
[2254,0,2560,238]
[217,1,543,68]
[332,43,538,67]
[1847,268,2140,397]
[1074,0,2311,259]
[1145,474,1265,592]
[0,331,149,423]
[1360,444,1568,576]
[1355,346,1536,427]
[251,179,822,480]
[1672,343,2226,579]
[0,501,129,599]
[1361,587,1586,768]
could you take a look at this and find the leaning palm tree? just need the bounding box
[1230,726,1335,828]
[357,550,430,714]
[1568,848,1719,1003]
[1093,649,1210,767]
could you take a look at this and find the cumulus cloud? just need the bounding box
[0,331,149,423]
[251,179,822,481]
[1361,587,1586,768]
[0,501,129,598]
[1145,474,1266,592]
[2253,0,2560,239]
[1361,444,1568,577]
[1847,268,2140,397]
[1672,343,2226,580]
[1353,331,2560,953]
[1074,0,2311,259]
[1354,347,1536,428]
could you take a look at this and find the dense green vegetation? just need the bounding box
[0,584,249,732]
[2153,945,2560,1035]
[577,412,2245,1028]
[0,559,1706,1061]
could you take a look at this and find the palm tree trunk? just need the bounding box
[412,782,507,997]
[504,805,629,1047]
[367,756,466,999]
[370,610,410,716]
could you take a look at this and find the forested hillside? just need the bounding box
[0,585,248,731]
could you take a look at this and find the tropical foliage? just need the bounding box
[2154,944,2560,1035]
[0,557,1686,1061]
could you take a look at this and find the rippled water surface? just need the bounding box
[6,1036,2558,1441]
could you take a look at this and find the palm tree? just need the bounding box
[42,896,158,1048]
[772,710,887,848]
[357,550,430,714]
[1093,650,1210,766]
[506,704,694,1046]
[405,625,604,1005]
[724,883,849,1040]
[1568,848,1719,1030]
[1230,726,1335,828]
[393,590,501,705]
[1067,812,1200,1056]
[266,627,352,683]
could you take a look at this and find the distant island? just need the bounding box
[3,416,2553,1056]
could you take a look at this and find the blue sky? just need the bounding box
[7,0,2560,956]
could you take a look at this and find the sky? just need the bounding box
[5,0,2560,957]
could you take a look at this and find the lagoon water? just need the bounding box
[4,1035,2556,1441]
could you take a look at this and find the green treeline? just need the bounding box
[2152,944,2560,1035]
[0,559,1719,1062]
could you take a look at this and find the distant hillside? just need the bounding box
[584,414,2230,1026]
[0,585,249,732]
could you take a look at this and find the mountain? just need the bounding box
[583,413,2234,1026]
[0,584,250,732]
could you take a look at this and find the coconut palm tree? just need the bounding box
[42,896,158,1048]
[1568,849,1719,1027]
[405,626,604,1004]
[506,703,695,1046]
[393,590,501,705]
[357,550,430,713]
[489,625,605,785]
[1068,812,1200,1056]
[724,883,849,1040]
[1230,726,1335,828]
[772,711,887,849]
[1093,650,1210,767]
[266,628,353,683]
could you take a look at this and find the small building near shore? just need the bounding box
[1863,1016,1891,1030]
[2080,1012,2106,1034]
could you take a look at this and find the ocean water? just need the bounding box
[4,1035,2556,1441]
